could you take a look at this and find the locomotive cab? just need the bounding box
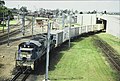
[16,41,41,70]
[18,48,34,61]
[15,34,55,70]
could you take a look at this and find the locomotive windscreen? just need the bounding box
[18,48,33,60]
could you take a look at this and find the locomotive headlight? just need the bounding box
[24,45,26,47]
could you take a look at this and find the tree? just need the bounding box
[104,11,107,14]
[87,11,91,14]
[0,5,13,24]
[0,0,5,24]
[0,0,5,6]
[75,10,78,14]
[91,10,97,14]
[55,9,59,17]
[79,12,83,14]
[20,6,28,13]
[0,0,5,33]
[11,8,18,14]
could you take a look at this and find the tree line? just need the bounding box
[0,0,14,24]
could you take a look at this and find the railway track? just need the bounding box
[0,33,45,45]
[0,28,20,41]
[93,35,120,72]
[10,68,31,81]
[0,21,32,44]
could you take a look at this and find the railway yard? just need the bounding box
[0,31,120,81]
[0,13,120,81]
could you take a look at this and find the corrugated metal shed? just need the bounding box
[98,15,120,38]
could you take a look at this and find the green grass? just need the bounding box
[97,33,120,55]
[49,36,118,81]
[72,23,81,27]
[0,24,7,30]
[10,20,18,25]
[0,20,18,30]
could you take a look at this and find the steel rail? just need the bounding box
[93,36,120,72]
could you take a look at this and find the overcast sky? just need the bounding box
[4,0,120,12]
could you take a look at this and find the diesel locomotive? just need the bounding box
[15,34,55,70]
[15,21,104,71]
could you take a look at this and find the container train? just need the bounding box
[15,23,104,71]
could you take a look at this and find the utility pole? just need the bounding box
[81,15,83,26]
[69,14,72,48]
[22,12,25,36]
[91,15,93,31]
[45,21,51,81]
[18,5,19,20]
[62,13,65,29]
[91,15,92,25]
[51,20,54,30]
[3,12,4,33]
[7,16,10,46]
[32,15,34,37]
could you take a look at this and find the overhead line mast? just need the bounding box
[45,18,51,81]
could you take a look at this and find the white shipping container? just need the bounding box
[70,27,76,38]
[81,26,86,33]
[75,27,79,36]
[63,27,69,42]
[50,30,63,47]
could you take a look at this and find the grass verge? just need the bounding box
[96,33,120,55]
[0,24,7,31]
[10,20,18,25]
[0,20,18,30]
[49,36,118,81]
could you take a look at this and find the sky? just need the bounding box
[4,0,120,12]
